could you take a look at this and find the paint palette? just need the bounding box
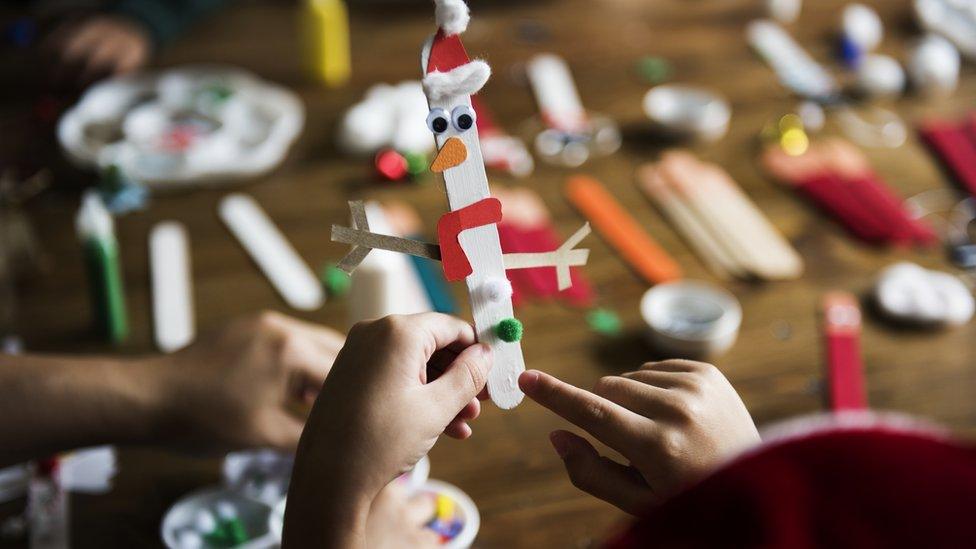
[58,66,304,187]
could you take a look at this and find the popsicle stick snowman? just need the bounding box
[331,0,590,409]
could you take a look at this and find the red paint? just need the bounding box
[426,30,471,74]
[437,198,503,281]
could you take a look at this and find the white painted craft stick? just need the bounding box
[149,222,194,353]
[219,194,324,311]
[526,54,588,133]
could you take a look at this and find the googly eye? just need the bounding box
[426,108,450,134]
[452,105,476,132]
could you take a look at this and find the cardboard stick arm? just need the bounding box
[503,223,591,290]
[332,201,441,273]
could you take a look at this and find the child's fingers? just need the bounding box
[621,369,697,391]
[406,492,437,526]
[409,313,477,358]
[427,343,492,414]
[519,370,645,455]
[641,359,712,373]
[549,430,654,515]
[592,376,682,419]
[457,398,480,421]
[444,417,472,439]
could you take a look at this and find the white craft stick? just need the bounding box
[746,20,839,100]
[526,54,588,133]
[219,194,324,311]
[428,92,525,410]
[149,222,195,353]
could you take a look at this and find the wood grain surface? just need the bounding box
[4,0,976,546]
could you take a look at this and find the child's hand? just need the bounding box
[283,313,492,547]
[365,482,440,549]
[519,360,760,514]
[159,311,343,452]
[43,15,151,88]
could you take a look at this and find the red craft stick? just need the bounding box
[919,122,976,198]
[437,198,503,281]
[822,292,867,412]
[797,174,891,243]
[846,175,938,247]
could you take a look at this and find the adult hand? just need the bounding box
[519,360,760,514]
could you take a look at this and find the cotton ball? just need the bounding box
[766,0,802,23]
[842,4,883,52]
[481,277,513,303]
[874,262,974,326]
[391,81,436,154]
[338,99,396,155]
[909,34,960,97]
[856,54,905,97]
[176,529,204,549]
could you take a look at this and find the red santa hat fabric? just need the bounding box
[606,413,976,548]
[422,0,490,101]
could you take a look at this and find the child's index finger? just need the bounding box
[519,370,645,454]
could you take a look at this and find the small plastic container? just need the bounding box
[161,488,275,549]
[642,85,731,142]
[640,281,742,358]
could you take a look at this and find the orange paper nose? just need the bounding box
[430,137,468,173]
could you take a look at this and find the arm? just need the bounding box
[519,360,760,513]
[0,311,342,468]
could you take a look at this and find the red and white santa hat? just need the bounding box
[422,0,491,101]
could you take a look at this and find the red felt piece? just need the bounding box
[847,174,937,247]
[426,30,471,74]
[920,121,976,198]
[470,95,499,135]
[437,198,503,281]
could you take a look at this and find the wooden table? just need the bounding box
[8,0,976,546]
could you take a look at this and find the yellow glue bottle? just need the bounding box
[303,0,351,87]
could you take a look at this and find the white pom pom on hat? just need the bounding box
[435,0,471,36]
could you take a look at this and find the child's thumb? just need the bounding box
[428,343,493,414]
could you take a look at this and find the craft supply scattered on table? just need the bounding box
[642,85,731,142]
[161,488,273,549]
[345,202,432,325]
[913,0,976,60]
[303,0,351,87]
[58,66,304,187]
[337,81,434,170]
[525,53,621,167]
[761,138,937,246]
[639,281,742,358]
[149,222,195,353]
[918,113,976,198]
[639,151,803,281]
[330,0,592,409]
[75,191,128,344]
[219,194,324,311]
[821,292,867,412]
[874,262,974,327]
[566,175,680,285]
[908,34,961,96]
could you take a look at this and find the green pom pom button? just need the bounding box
[495,317,523,343]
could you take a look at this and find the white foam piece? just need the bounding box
[526,54,588,133]
[875,262,974,326]
[150,222,195,353]
[219,194,324,311]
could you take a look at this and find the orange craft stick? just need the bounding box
[565,175,681,284]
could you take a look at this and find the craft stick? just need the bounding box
[332,226,441,262]
[503,223,591,290]
[799,174,892,243]
[846,175,937,246]
[408,254,457,314]
[636,164,742,280]
[75,191,128,344]
[565,175,681,285]
[149,222,194,353]
[520,225,594,306]
[822,292,867,411]
[219,194,324,311]
[919,121,976,198]
[526,54,588,133]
